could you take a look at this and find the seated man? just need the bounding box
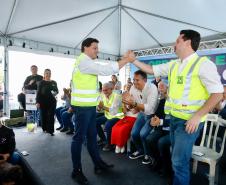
[55,87,71,131]
[17,88,26,110]
[96,82,124,151]
[0,121,20,165]
[123,70,158,164]
[60,107,74,135]
[146,81,172,183]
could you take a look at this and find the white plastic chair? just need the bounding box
[192,114,226,185]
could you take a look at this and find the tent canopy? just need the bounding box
[1,0,226,56]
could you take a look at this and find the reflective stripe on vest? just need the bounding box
[71,53,99,107]
[102,93,124,119]
[164,56,209,121]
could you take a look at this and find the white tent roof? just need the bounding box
[1,0,226,56]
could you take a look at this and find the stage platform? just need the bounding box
[13,126,225,185]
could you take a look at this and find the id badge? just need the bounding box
[177,76,183,84]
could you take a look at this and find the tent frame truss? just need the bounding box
[134,38,226,57]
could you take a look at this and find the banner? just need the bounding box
[130,48,226,84]
[25,90,37,111]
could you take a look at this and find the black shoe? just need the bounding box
[60,127,68,132]
[94,166,103,174]
[102,144,113,152]
[129,151,144,159]
[97,139,105,146]
[94,161,114,174]
[50,133,55,136]
[71,169,89,185]
[66,130,74,135]
[99,161,114,169]
[56,126,63,130]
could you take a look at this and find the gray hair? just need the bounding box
[103,82,114,89]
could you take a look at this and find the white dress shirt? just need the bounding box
[152,53,223,94]
[78,54,119,75]
[130,83,158,115]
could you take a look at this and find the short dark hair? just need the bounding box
[81,38,99,52]
[31,65,37,69]
[180,30,201,51]
[134,70,147,80]
[44,68,51,73]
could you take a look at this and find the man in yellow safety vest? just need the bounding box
[96,82,124,151]
[127,30,223,185]
[70,37,132,185]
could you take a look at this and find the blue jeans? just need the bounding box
[170,116,204,185]
[96,115,119,144]
[71,106,102,171]
[62,111,73,130]
[9,151,21,165]
[55,107,67,126]
[131,112,152,155]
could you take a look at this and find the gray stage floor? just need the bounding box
[13,126,225,185]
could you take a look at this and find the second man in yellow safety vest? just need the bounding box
[127,30,223,185]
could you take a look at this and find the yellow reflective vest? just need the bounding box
[164,55,209,121]
[102,92,124,119]
[71,53,99,107]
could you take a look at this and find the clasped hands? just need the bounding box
[122,92,135,109]
[122,50,136,63]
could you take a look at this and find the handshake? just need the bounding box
[122,50,136,63]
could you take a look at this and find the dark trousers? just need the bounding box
[71,106,103,171]
[55,106,68,126]
[40,103,56,134]
[96,115,119,144]
[62,111,73,130]
[158,134,172,175]
[146,129,166,159]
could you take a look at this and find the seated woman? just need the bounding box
[111,84,140,153]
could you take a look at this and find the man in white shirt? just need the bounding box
[123,70,158,165]
[127,30,223,185]
[70,38,132,185]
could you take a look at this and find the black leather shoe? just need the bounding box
[94,166,103,174]
[94,161,114,174]
[60,127,68,132]
[102,144,113,152]
[66,130,74,135]
[71,169,89,185]
[100,161,114,169]
[56,126,63,130]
